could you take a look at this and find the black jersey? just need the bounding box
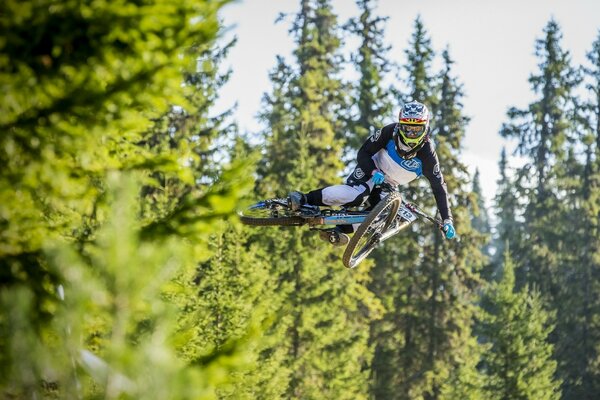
[356,123,452,221]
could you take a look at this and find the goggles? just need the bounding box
[399,123,426,138]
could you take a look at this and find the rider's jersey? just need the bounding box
[356,123,452,221]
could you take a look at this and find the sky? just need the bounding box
[216,0,600,208]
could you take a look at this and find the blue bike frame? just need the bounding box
[321,215,368,225]
[302,202,421,227]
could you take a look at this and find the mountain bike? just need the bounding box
[239,183,443,268]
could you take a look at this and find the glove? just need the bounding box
[372,170,385,185]
[443,219,456,240]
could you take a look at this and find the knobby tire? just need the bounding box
[342,192,401,269]
[239,201,306,226]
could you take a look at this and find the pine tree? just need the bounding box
[580,29,600,397]
[479,249,561,400]
[549,30,600,400]
[369,27,487,398]
[179,224,284,400]
[470,169,492,240]
[256,1,384,398]
[497,20,600,399]
[339,5,409,396]
[404,16,437,106]
[416,47,486,400]
[344,0,395,150]
[0,0,229,312]
[492,148,523,282]
[386,20,441,398]
[141,38,237,188]
[367,17,440,398]
[135,24,284,397]
[499,19,581,294]
[0,1,260,397]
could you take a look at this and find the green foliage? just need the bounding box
[548,29,600,400]
[470,169,492,259]
[367,21,487,400]
[404,16,437,104]
[4,2,600,398]
[1,0,226,252]
[2,172,256,399]
[0,0,227,300]
[492,148,524,282]
[479,250,561,400]
[0,0,268,397]
[255,1,384,398]
[343,0,395,151]
[495,20,600,400]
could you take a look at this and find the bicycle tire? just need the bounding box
[342,192,401,269]
[239,201,306,226]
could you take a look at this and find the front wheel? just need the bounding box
[342,192,401,268]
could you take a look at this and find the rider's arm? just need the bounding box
[356,124,394,176]
[418,140,453,221]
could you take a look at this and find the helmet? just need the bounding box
[394,101,430,157]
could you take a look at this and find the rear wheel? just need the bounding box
[239,200,306,226]
[342,193,401,268]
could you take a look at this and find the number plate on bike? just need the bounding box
[398,205,417,222]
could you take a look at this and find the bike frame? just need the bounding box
[307,212,369,226]
[298,200,437,229]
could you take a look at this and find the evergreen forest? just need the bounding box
[1,0,599,399]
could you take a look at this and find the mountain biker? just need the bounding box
[288,100,456,246]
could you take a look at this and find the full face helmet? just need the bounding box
[394,101,430,158]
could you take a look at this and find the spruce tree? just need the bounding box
[492,148,523,282]
[256,1,383,398]
[367,17,440,398]
[391,19,440,398]
[470,169,492,240]
[417,47,486,400]
[404,16,437,106]
[499,19,580,294]
[339,4,409,396]
[582,30,600,396]
[498,21,600,399]
[479,249,561,400]
[0,0,230,310]
[344,0,395,150]
[0,1,259,397]
[549,30,600,400]
[370,26,487,398]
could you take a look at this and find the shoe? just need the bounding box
[288,191,306,211]
[318,228,350,247]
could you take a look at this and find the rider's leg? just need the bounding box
[305,181,373,208]
[303,165,375,208]
[289,182,373,210]
[289,166,379,245]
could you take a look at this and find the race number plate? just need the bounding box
[398,205,417,222]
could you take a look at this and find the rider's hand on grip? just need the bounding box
[442,219,455,239]
[372,170,385,185]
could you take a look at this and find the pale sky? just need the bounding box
[216,0,600,209]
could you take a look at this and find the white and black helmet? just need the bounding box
[394,100,430,158]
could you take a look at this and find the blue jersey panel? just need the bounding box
[385,140,423,176]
